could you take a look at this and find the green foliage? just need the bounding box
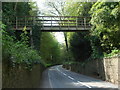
[69,32,92,62]
[65,1,120,59]
[2,2,45,70]
[40,32,61,65]
[88,35,103,60]
[90,1,120,55]
[2,30,45,70]
[104,49,120,58]
[2,2,39,35]
[32,25,42,51]
[65,1,94,17]
[62,1,120,63]
[2,2,39,18]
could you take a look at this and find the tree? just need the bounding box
[69,32,92,62]
[63,2,94,62]
[2,2,44,67]
[42,0,66,16]
[40,32,61,65]
[64,1,94,17]
[42,0,70,57]
[90,1,120,54]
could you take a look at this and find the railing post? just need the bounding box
[25,16,26,27]
[16,17,17,29]
[30,29,33,47]
[84,17,86,28]
[68,17,70,30]
[33,16,35,25]
[51,17,52,29]
[88,17,91,26]
[76,17,78,30]
[7,18,10,25]
[42,16,44,30]
[59,16,61,30]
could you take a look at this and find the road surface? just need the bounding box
[40,65,118,89]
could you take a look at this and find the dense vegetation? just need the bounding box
[63,1,120,63]
[90,2,120,57]
[38,0,119,64]
[2,2,62,70]
[2,1,120,69]
[69,32,92,62]
[2,25,44,70]
[40,32,62,66]
[2,1,119,88]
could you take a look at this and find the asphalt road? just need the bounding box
[40,65,118,89]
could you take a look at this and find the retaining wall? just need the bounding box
[2,62,45,88]
[63,56,119,84]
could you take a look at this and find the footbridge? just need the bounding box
[5,16,91,32]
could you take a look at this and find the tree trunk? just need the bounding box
[64,32,69,52]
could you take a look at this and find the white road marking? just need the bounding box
[57,68,60,71]
[77,81,92,88]
[63,73,67,76]
[57,67,67,76]
[56,66,92,88]
[68,76,75,80]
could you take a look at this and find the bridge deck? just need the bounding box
[4,16,91,32]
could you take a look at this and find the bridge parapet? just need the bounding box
[3,16,91,31]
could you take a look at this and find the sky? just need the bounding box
[53,32,65,44]
[32,0,65,44]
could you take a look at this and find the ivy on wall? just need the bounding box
[32,25,42,51]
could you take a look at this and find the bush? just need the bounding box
[104,49,120,58]
[2,30,45,70]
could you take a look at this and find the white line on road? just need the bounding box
[57,67,67,76]
[68,76,75,80]
[77,81,92,88]
[56,66,92,88]
[57,68,60,71]
[63,73,67,76]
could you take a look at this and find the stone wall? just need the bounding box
[2,63,45,88]
[63,56,119,84]
[103,57,118,84]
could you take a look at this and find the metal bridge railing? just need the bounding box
[3,16,91,30]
